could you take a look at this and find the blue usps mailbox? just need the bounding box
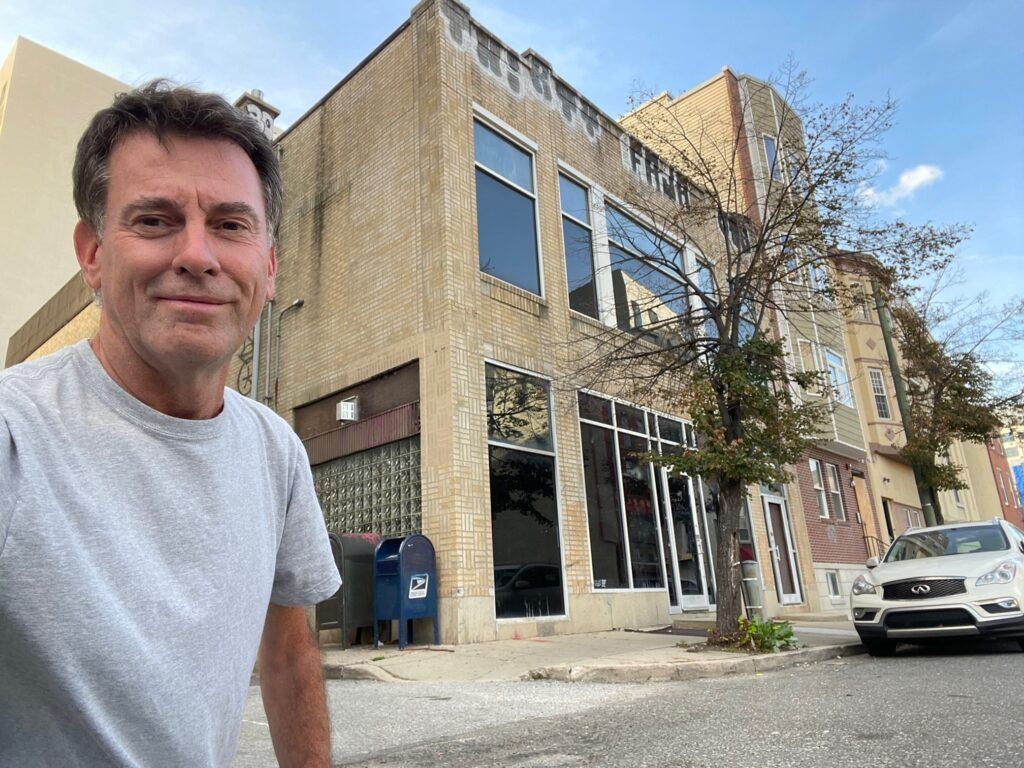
[373,534,439,649]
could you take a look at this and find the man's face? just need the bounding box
[76,132,276,376]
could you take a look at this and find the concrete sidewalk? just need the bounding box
[316,620,864,684]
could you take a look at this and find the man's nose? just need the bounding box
[171,221,219,276]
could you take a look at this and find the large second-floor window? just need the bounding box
[474,120,540,295]
[559,174,597,318]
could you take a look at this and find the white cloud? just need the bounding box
[859,164,944,207]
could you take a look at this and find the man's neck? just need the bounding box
[89,336,227,420]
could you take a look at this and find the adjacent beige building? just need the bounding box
[0,37,125,367]
[624,72,875,614]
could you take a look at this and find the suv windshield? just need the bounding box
[885,526,1008,562]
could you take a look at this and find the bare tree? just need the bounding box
[564,62,968,633]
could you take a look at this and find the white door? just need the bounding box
[762,492,802,605]
[662,471,711,611]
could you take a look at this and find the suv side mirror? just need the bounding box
[866,556,880,569]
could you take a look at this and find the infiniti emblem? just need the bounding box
[911,584,932,595]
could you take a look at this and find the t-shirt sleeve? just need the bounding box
[1,414,16,558]
[270,439,341,606]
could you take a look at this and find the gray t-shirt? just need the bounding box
[0,341,341,767]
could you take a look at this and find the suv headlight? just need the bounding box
[976,561,1017,586]
[852,573,877,596]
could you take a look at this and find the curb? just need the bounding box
[322,663,398,683]
[523,643,865,684]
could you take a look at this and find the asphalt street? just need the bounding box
[234,641,1024,768]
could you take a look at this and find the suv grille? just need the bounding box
[884,608,975,629]
[882,578,965,600]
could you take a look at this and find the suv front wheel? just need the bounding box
[862,638,897,657]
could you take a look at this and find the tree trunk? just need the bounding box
[714,478,746,634]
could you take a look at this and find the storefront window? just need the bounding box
[487,364,564,619]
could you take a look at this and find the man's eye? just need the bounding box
[219,220,250,232]
[137,216,166,228]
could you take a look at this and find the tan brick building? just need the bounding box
[12,0,882,641]
[252,0,792,641]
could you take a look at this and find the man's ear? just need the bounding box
[74,220,102,291]
[265,244,277,301]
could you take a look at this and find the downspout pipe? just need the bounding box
[272,299,304,410]
[251,308,263,402]
[262,299,274,406]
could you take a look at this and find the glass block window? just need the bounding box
[312,436,421,537]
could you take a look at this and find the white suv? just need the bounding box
[850,519,1024,656]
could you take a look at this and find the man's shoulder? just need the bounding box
[0,344,83,405]
[223,388,304,451]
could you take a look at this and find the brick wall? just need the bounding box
[792,447,869,564]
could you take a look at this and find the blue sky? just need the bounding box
[3,0,1021,307]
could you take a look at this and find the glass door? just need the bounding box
[761,492,802,604]
[656,470,711,611]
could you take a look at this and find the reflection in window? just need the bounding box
[610,245,689,339]
[486,364,564,619]
[474,121,539,294]
[664,473,704,598]
[580,423,628,588]
[825,349,853,405]
[763,135,781,181]
[560,175,597,318]
[619,433,664,589]
[578,391,613,424]
[615,402,646,433]
[486,365,552,451]
[698,479,719,604]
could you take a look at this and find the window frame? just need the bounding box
[868,368,892,420]
[797,339,822,396]
[825,348,853,405]
[762,134,782,182]
[825,570,842,599]
[825,463,847,522]
[576,388,699,594]
[557,171,598,319]
[472,109,544,297]
[484,360,568,622]
[809,459,829,519]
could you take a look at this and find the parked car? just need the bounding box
[850,518,1024,656]
[494,563,565,617]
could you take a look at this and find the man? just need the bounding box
[0,81,340,767]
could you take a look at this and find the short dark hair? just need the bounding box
[72,79,282,240]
